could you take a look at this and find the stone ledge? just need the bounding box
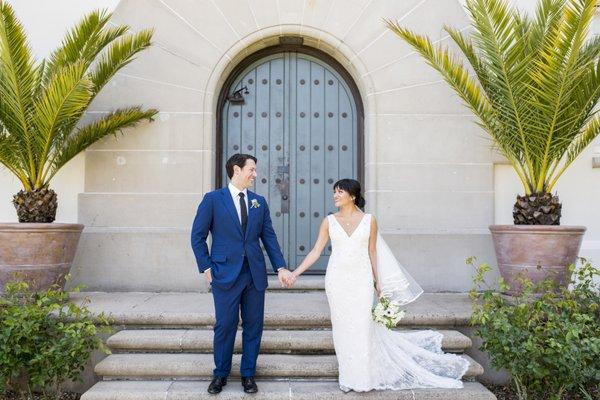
[81,380,496,400]
[69,292,474,328]
[94,353,483,380]
[107,329,472,353]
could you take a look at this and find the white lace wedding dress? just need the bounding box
[325,213,470,392]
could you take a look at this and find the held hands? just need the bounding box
[278,268,297,288]
[208,267,297,287]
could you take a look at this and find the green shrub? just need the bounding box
[0,281,111,398]
[467,257,600,400]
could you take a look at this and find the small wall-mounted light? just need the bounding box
[227,86,249,105]
[593,145,600,169]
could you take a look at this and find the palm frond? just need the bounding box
[385,21,492,123]
[44,10,112,81]
[49,107,157,179]
[545,110,600,191]
[31,62,94,186]
[566,111,600,166]
[43,10,131,90]
[0,127,28,186]
[0,5,156,192]
[466,0,540,190]
[443,26,523,161]
[87,24,131,64]
[386,19,530,188]
[545,64,600,175]
[444,26,492,93]
[388,0,600,195]
[90,29,153,94]
[527,0,597,191]
[0,0,39,183]
[42,28,153,170]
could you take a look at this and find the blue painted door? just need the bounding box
[221,52,358,272]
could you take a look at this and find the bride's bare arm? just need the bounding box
[368,216,381,295]
[292,218,330,278]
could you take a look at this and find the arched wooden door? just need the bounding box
[218,47,363,273]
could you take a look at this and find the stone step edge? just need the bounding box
[74,293,473,328]
[99,315,471,328]
[81,380,497,400]
[106,329,472,353]
[95,353,483,380]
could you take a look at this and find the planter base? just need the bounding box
[0,223,84,293]
[489,225,586,295]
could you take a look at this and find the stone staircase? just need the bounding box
[78,277,496,399]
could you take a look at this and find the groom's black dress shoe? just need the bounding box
[241,376,258,393]
[207,376,227,394]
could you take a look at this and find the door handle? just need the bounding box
[275,164,290,214]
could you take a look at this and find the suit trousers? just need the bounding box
[211,258,265,378]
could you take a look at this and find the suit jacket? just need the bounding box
[191,187,286,291]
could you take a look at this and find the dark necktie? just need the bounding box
[238,192,247,234]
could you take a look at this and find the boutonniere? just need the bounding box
[250,199,260,209]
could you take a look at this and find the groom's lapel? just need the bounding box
[245,191,259,238]
[220,187,242,236]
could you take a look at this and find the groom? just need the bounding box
[191,153,295,394]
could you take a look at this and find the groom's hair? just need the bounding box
[226,153,257,178]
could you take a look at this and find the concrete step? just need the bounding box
[106,329,472,354]
[70,292,474,328]
[81,380,497,400]
[94,353,484,381]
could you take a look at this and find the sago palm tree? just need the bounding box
[0,2,157,222]
[387,0,600,224]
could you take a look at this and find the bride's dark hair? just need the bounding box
[333,179,366,209]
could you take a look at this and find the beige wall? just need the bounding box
[1,0,598,291]
[70,0,491,292]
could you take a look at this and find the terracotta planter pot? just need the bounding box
[0,223,84,293]
[489,225,586,295]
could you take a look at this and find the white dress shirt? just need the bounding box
[228,182,248,224]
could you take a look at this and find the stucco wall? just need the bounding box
[1,0,598,292]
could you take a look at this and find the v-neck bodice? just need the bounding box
[327,213,372,257]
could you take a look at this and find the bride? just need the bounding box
[287,179,470,392]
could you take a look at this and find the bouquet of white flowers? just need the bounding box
[372,296,405,329]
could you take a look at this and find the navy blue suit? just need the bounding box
[191,186,286,378]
